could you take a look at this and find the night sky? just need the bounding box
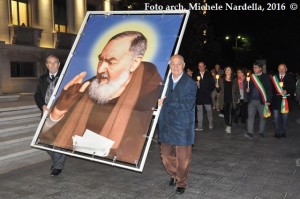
[207,0,300,73]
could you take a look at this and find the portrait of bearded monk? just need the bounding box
[39,31,162,164]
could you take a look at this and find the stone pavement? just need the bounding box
[0,102,300,199]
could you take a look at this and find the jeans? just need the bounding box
[197,104,213,128]
[273,109,288,135]
[247,100,265,134]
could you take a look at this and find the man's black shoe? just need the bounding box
[169,178,176,187]
[176,187,185,194]
[273,134,280,138]
[50,169,62,176]
[281,134,286,138]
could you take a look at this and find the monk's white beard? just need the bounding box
[88,71,130,104]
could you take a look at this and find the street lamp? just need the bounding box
[225,35,244,48]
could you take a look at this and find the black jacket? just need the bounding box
[247,73,272,105]
[271,73,295,110]
[34,71,60,112]
[193,71,215,105]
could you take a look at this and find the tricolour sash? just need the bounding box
[271,75,289,114]
[251,74,271,118]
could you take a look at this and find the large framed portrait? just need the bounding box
[31,10,190,172]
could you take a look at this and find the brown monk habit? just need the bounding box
[39,62,162,164]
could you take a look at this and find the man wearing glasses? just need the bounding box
[244,62,272,139]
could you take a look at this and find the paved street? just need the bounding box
[1,101,300,199]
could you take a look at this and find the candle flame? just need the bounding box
[197,76,200,81]
[279,82,284,87]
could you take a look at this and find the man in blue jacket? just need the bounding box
[158,54,197,194]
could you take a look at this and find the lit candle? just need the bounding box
[216,74,219,85]
[279,82,284,88]
[247,72,250,77]
[246,76,250,89]
[196,76,200,88]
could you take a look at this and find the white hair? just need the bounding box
[88,70,130,104]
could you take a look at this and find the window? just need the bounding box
[54,0,67,33]
[11,0,29,26]
[11,62,36,77]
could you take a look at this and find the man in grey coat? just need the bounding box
[158,54,197,194]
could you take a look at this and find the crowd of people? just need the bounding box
[186,61,299,138]
[35,49,299,195]
[157,57,300,194]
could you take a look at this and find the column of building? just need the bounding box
[34,0,54,48]
[67,0,86,34]
[0,0,10,43]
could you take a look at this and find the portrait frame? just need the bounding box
[31,10,190,172]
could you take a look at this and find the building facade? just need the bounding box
[0,0,118,94]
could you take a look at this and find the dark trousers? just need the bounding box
[160,143,192,188]
[273,110,289,135]
[47,147,66,170]
[235,100,248,123]
[224,102,234,127]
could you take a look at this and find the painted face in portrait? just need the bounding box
[89,36,142,104]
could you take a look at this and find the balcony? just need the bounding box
[53,32,76,49]
[9,25,42,46]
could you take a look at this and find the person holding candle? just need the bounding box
[211,64,224,111]
[271,63,295,138]
[216,66,240,134]
[244,62,272,139]
[194,62,215,131]
[234,67,249,124]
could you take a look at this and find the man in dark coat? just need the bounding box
[34,54,66,176]
[194,62,215,131]
[271,63,295,138]
[158,54,197,194]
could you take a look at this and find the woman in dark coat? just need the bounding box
[216,66,240,134]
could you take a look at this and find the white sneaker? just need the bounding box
[225,126,231,134]
[219,114,224,117]
[209,124,213,129]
